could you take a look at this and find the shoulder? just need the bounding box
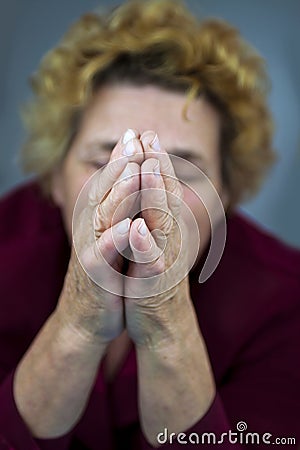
[0,181,69,290]
[227,212,300,282]
[191,211,300,379]
[214,211,300,323]
[0,183,69,368]
[0,181,63,243]
[191,211,300,347]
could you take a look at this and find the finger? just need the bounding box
[140,158,173,236]
[88,128,144,207]
[94,162,140,234]
[110,128,144,164]
[128,218,165,278]
[79,218,131,300]
[98,218,131,265]
[83,217,131,267]
[80,218,131,299]
[140,130,183,217]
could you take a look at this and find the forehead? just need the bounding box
[80,84,221,157]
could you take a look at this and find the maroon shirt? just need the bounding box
[0,183,299,449]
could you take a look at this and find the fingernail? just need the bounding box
[138,219,148,236]
[122,139,136,156]
[152,160,160,176]
[123,129,136,144]
[150,134,161,152]
[116,218,131,234]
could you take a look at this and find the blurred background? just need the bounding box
[0,0,299,247]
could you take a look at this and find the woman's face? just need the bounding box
[52,84,228,262]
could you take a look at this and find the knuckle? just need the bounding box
[170,176,181,195]
[95,204,108,232]
[88,182,100,206]
[109,187,121,210]
[159,212,173,235]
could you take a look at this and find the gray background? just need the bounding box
[0,0,299,248]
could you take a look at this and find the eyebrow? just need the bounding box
[169,147,204,161]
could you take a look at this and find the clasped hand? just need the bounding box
[68,129,192,348]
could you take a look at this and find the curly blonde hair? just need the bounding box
[21,0,275,205]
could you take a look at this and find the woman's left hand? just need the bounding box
[123,131,215,445]
[124,131,191,348]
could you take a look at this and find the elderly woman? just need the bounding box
[0,1,299,449]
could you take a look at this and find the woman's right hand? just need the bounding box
[13,130,144,439]
[57,129,144,344]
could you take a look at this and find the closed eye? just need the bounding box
[170,153,210,182]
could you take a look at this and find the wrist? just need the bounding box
[136,325,215,446]
[57,267,124,345]
[126,280,197,350]
[54,303,112,351]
